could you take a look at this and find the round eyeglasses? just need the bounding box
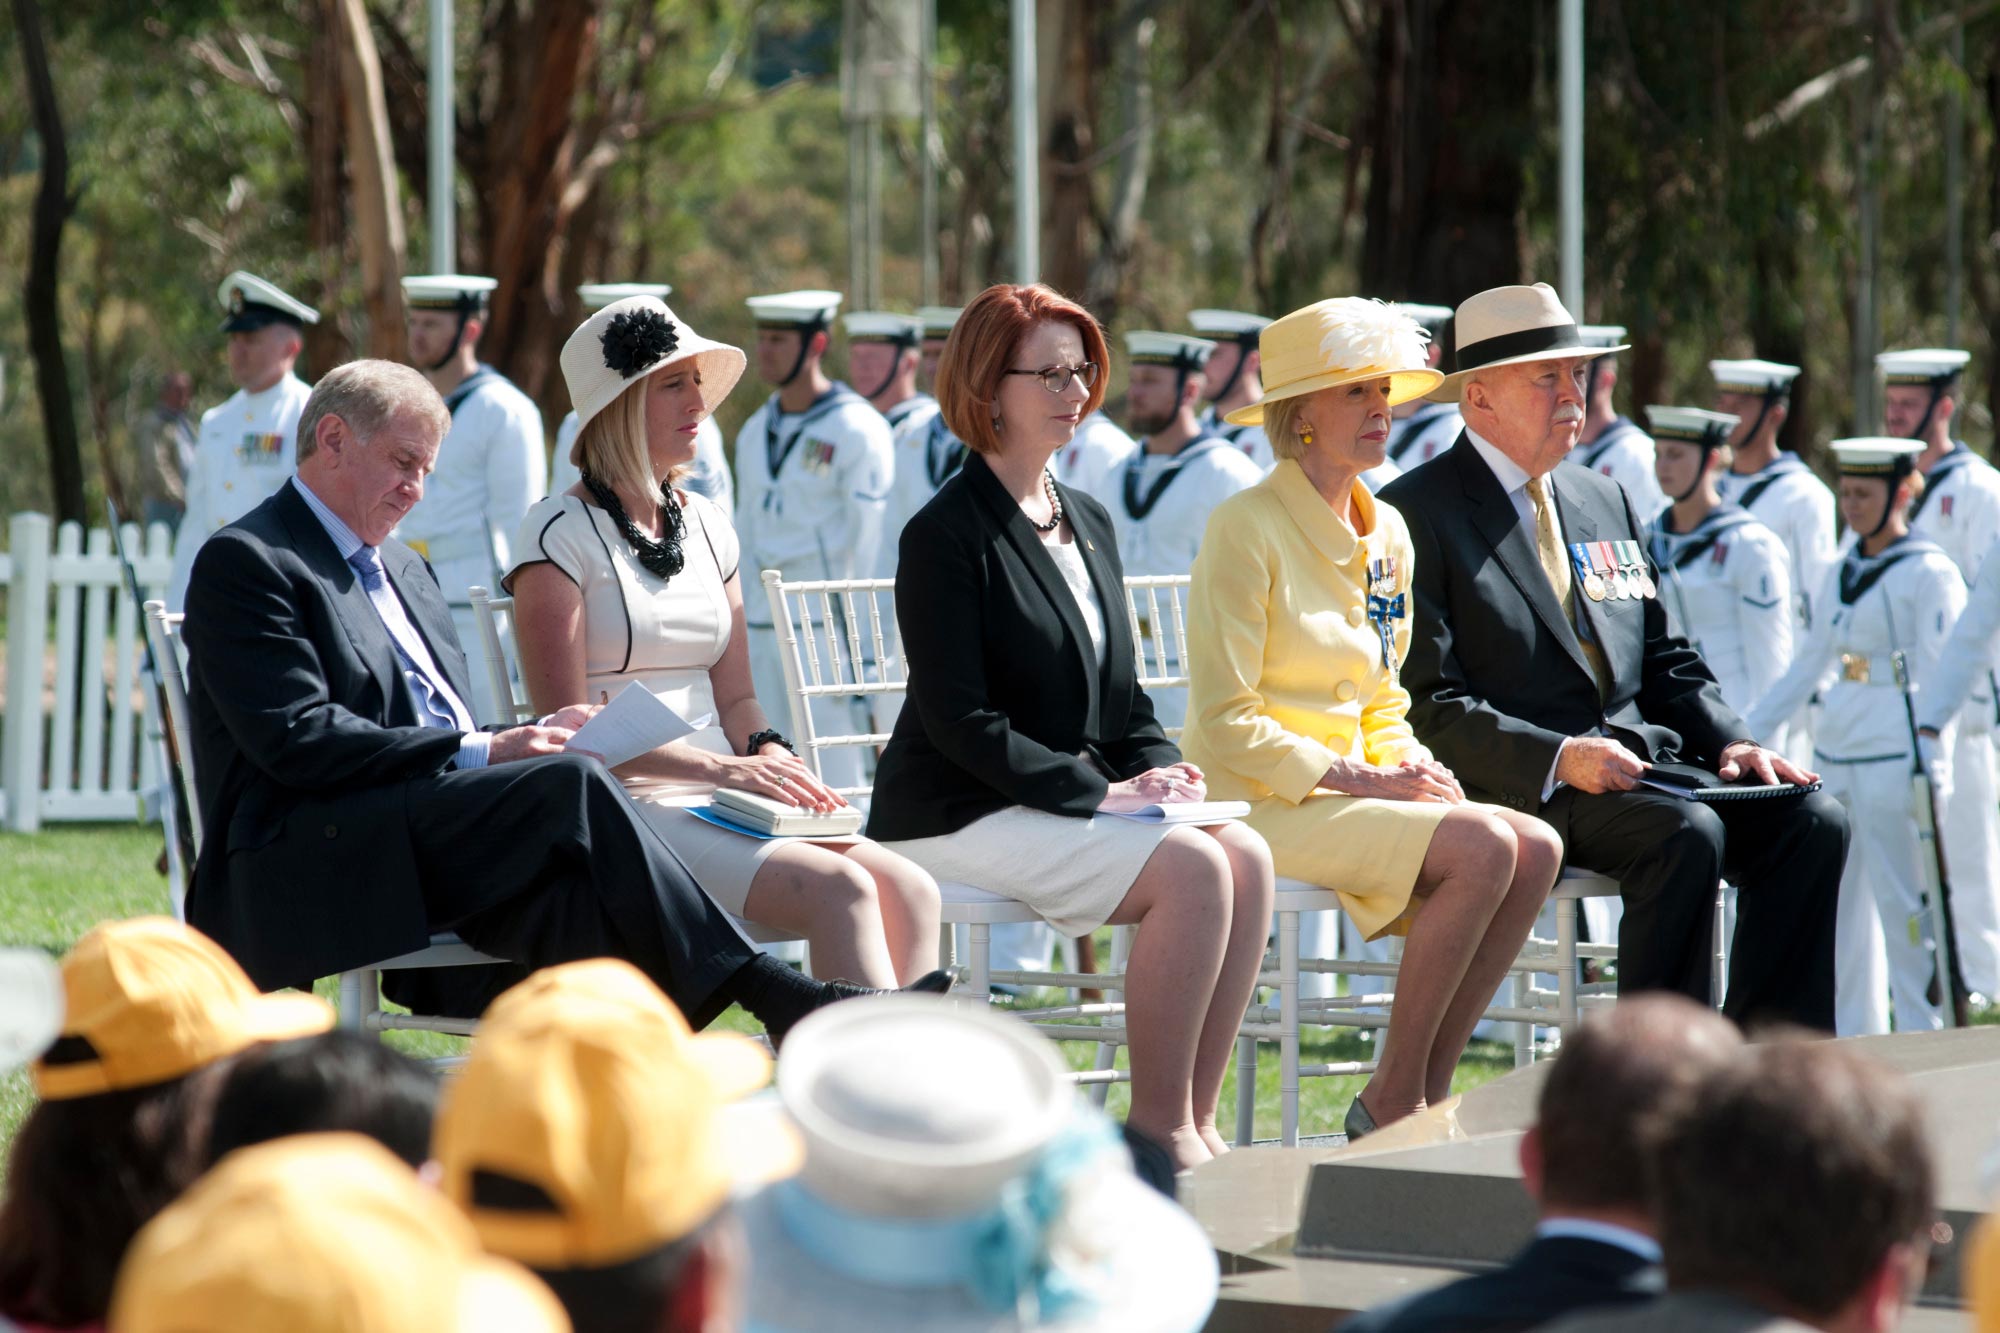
[1003,361,1099,394]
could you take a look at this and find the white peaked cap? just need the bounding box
[1876,348,1972,383]
[1645,405,1740,445]
[1393,302,1455,331]
[842,311,924,342]
[1831,437,1925,474]
[1709,358,1802,393]
[917,306,962,336]
[217,272,320,327]
[1187,309,1271,337]
[1579,324,1629,348]
[1125,331,1216,366]
[577,282,672,310]
[746,290,844,326]
[401,274,498,310]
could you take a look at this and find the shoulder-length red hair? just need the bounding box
[935,284,1110,455]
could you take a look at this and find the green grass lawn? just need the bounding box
[0,822,1521,1164]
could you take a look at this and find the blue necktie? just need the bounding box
[347,546,461,730]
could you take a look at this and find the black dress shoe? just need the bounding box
[770,970,958,1048]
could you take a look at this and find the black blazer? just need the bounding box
[867,453,1180,841]
[1335,1235,1661,1333]
[182,481,476,990]
[1377,437,1747,815]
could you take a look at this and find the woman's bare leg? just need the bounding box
[1189,821,1275,1156]
[742,844,899,987]
[1105,828,1235,1171]
[1422,810,1562,1103]
[833,841,942,984]
[1358,808,1517,1124]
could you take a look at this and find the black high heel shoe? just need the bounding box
[1344,1094,1379,1142]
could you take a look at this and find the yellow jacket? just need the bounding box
[1183,458,1429,805]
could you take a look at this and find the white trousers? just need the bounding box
[1821,757,1943,1033]
[1942,711,2000,998]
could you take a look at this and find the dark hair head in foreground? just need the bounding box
[202,1029,440,1170]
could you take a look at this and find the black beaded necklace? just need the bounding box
[582,470,685,581]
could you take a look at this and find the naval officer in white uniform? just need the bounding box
[395,273,546,720]
[1385,302,1463,470]
[1747,440,1965,1035]
[733,290,894,790]
[1879,346,2000,1011]
[879,310,965,579]
[916,305,959,390]
[1564,323,1666,518]
[166,272,317,610]
[845,310,935,437]
[552,283,730,510]
[1191,308,1276,470]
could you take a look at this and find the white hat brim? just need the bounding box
[1427,342,1629,403]
[737,1172,1218,1333]
[574,336,748,434]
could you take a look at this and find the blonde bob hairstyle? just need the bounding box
[571,374,693,498]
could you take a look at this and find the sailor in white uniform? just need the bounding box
[1114,330,1263,734]
[395,273,547,721]
[1190,308,1276,471]
[733,290,894,791]
[1564,323,1666,518]
[1746,440,1965,1034]
[167,272,317,610]
[1916,529,2000,1005]
[1712,357,1834,762]
[880,311,963,578]
[1052,410,1138,504]
[1879,346,2000,1008]
[915,304,959,390]
[551,283,730,510]
[846,310,935,438]
[1385,302,1463,470]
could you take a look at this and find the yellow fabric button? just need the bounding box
[1347,605,1365,627]
[1335,680,1358,703]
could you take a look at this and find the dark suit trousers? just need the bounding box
[384,754,755,1025]
[1544,785,1846,1029]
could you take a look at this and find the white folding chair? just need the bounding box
[464,586,808,957]
[144,601,502,1041]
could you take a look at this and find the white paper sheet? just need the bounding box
[563,681,701,768]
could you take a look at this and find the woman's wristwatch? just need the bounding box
[744,729,796,757]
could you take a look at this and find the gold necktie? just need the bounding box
[1527,475,1611,699]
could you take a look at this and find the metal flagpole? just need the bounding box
[427,0,455,273]
[1011,0,1039,284]
[920,0,939,304]
[1947,10,1966,348]
[1559,0,1583,315]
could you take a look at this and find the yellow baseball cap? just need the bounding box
[434,959,802,1269]
[33,916,333,1101]
[111,1132,568,1333]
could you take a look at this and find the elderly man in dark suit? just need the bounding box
[182,358,933,1030]
[1338,995,1740,1333]
[1377,285,1844,1029]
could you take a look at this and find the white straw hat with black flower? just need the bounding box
[560,295,747,433]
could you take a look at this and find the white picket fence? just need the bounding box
[1,512,176,833]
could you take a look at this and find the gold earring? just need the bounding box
[1300,425,1315,447]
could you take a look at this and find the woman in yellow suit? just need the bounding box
[1185,298,1561,1138]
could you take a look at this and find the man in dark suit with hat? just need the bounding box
[1378,284,1845,1028]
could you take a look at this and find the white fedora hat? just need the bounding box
[739,996,1219,1333]
[1429,282,1628,403]
[560,295,746,433]
[1224,297,1440,426]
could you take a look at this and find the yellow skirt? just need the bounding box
[1246,791,1452,940]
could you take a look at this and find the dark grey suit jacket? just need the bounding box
[183,481,478,990]
[1377,437,1747,816]
[1335,1235,1659,1333]
[1533,1289,1817,1333]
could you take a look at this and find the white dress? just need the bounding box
[506,489,788,914]
[873,533,1176,938]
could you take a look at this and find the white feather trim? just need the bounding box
[1313,297,1430,375]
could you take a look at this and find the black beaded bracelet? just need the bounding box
[744,729,796,756]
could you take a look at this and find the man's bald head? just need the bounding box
[1530,994,1743,1216]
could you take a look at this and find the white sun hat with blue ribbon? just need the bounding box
[738,996,1219,1333]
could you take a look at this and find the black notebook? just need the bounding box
[1637,762,1822,802]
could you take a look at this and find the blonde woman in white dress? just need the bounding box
[508,296,944,990]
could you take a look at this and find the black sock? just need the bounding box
[723,955,830,1032]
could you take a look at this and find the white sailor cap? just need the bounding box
[1875,348,1972,386]
[746,290,843,330]
[1645,405,1740,449]
[217,272,319,332]
[1708,358,1802,395]
[577,282,672,310]
[1187,309,1271,340]
[1579,324,1629,350]
[1393,302,1455,335]
[401,274,498,313]
[1831,437,1925,477]
[1125,331,1216,368]
[917,305,962,337]
[842,311,924,344]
